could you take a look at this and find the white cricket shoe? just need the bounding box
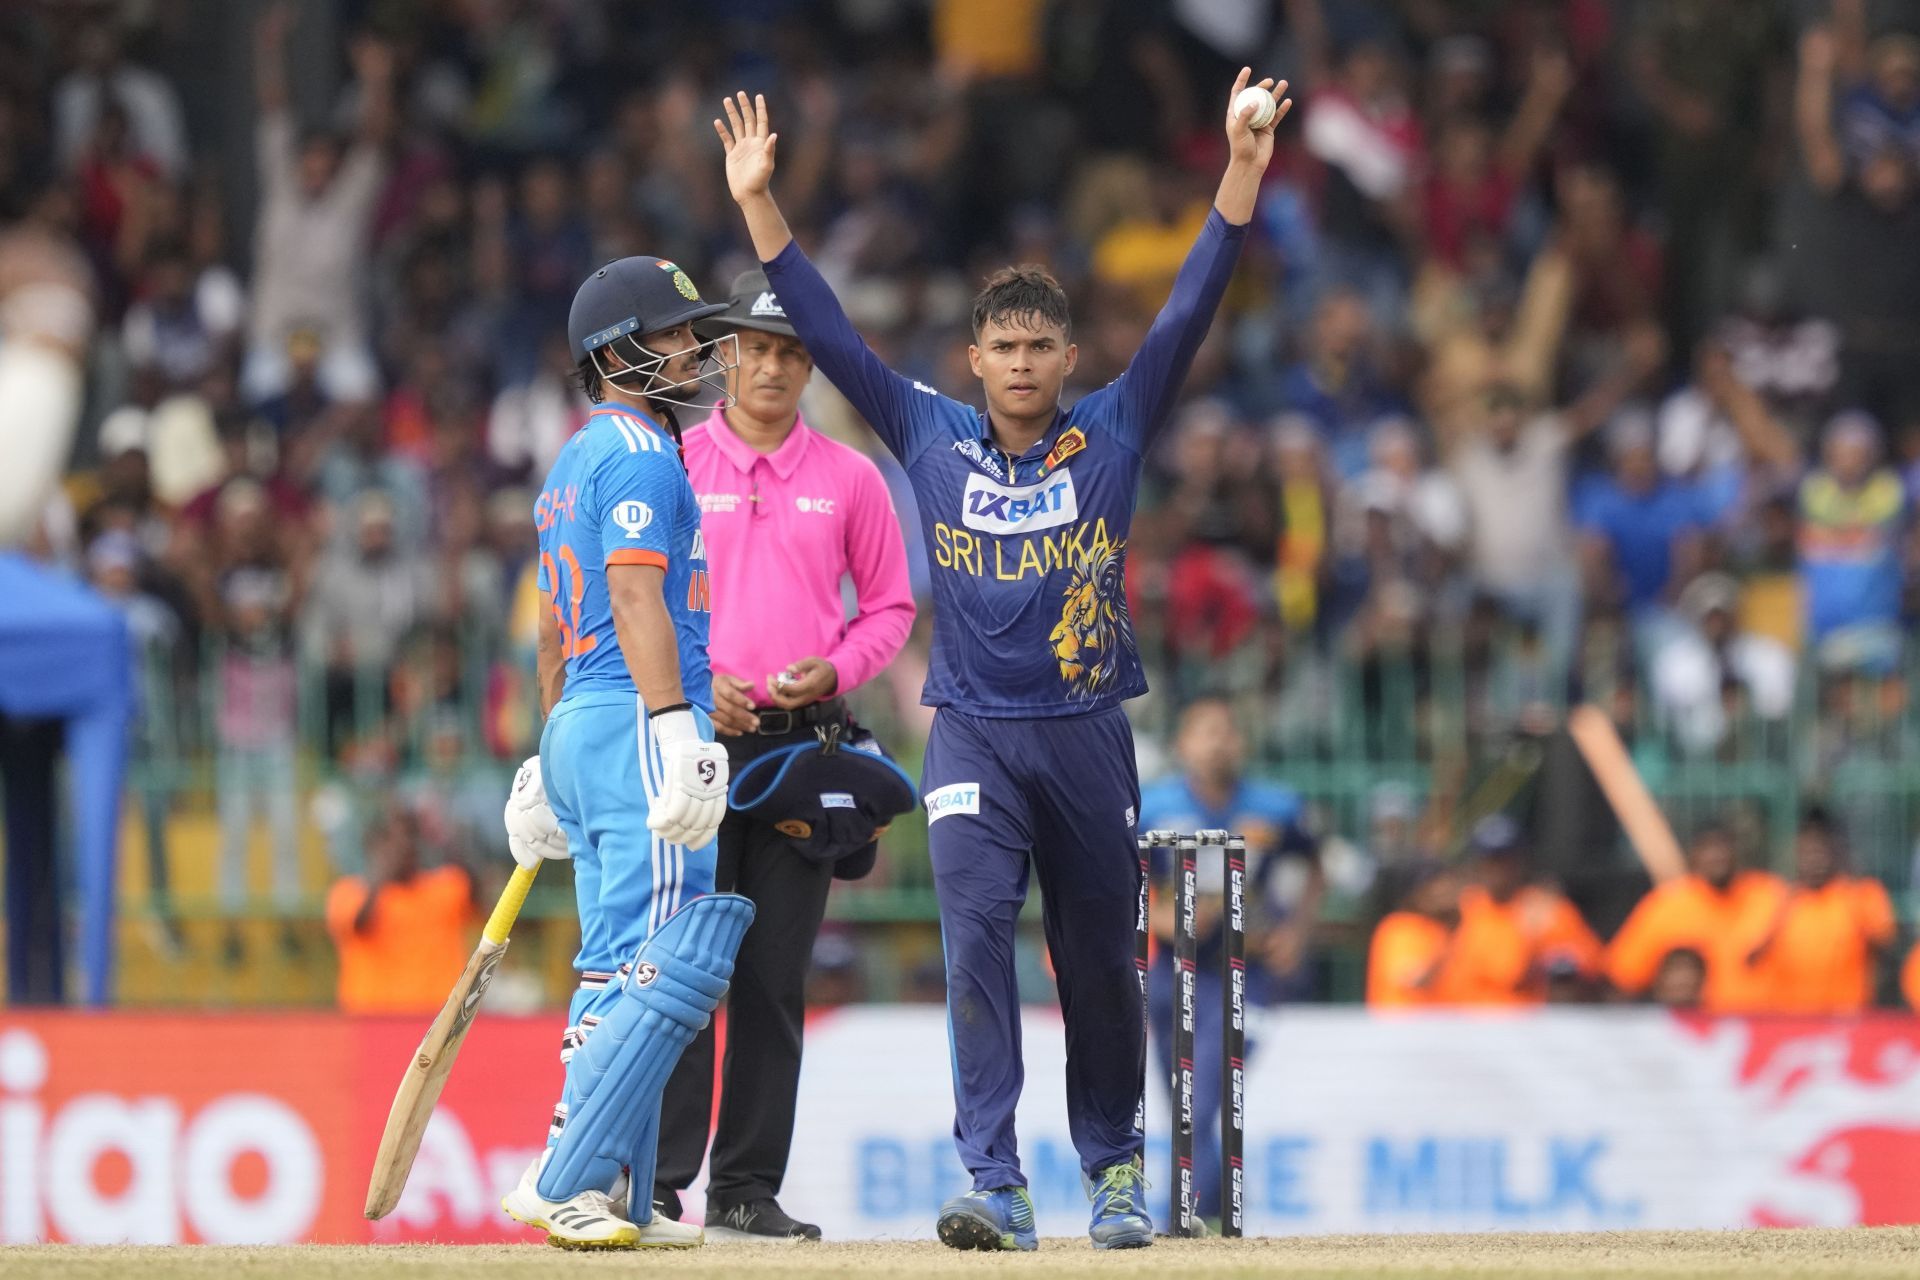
[502,1157,640,1250]
[606,1170,705,1248]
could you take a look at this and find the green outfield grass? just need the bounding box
[11,1229,1920,1279]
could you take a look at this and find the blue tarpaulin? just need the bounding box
[0,553,131,1005]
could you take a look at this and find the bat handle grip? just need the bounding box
[483,864,538,946]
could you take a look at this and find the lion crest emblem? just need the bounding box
[1048,540,1135,697]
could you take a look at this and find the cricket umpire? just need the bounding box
[654,270,915,1241]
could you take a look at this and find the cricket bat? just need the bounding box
[1566,704,1686,885]
[365,862,539,1219]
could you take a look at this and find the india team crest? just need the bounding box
[656,259,700,301]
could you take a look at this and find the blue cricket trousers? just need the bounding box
[540,691,718,1136]
[922,704,1144,1190]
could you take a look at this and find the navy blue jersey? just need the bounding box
[764,211,1246,718]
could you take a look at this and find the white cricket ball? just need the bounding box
[1234,85,1277,130]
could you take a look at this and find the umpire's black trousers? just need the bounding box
[655,722,837,1208]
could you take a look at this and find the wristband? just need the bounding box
[650,706,699,747]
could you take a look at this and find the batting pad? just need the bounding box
[538,892,755,1201]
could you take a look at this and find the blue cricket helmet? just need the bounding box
[568,257,735,407]
[568,256,728,362]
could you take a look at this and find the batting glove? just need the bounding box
[644,707,728,848]
[504,756,569,870]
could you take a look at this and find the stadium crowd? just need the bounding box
[4,0,1920,1009]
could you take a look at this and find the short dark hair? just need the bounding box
[971,265,1070,339]
[576,359,604,404]
[1656,946,1706,976]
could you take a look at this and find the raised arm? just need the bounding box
[1210,68,1291,226]
[717,93,794,265]
[1698,342,1803,475]
[1796,25,1846,193]
[348,34,397,150]
[1107,70,1290,447]
[253,4,298,198]
[717,91,946,463]
[254,2,293,116]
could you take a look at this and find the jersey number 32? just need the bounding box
[542,546,600,659]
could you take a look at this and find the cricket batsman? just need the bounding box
[715,70,1290,1250]
[498,255,753,1249]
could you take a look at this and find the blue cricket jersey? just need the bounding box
[764,210,1246,717]
[534,406,713,709]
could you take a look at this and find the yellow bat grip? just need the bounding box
[483,864,538,946]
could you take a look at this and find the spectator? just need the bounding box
[1832,18,1920,171]
[303,490,434,754]
[1628,0,1783,354]
[88,528,182,944]
[1797,24,1920,439]
[1649,571,1797,755]
[244,6,393,403]
[1366,864,1466,1008]
[1142,696,1325,998]
[71,101,163,306]
[1333,418,1464,583]
[324,805,477,1014]
[6,0,1920,1014]
[1905,940,1920,1012]
[314,401,429,547]
[496,158,593,385]
[1444,383,1584,681]
[1555,162,1663,372]
[1446,815,1603,1006]
[52,19,187,180]
[1649,946,1708,1011]
[1092,168,1213,314]
[1576,413,1709,624]
[1275,288,1402,478]
[122,243,245,393]
[1798,412,1906,676]
[1419,48,1571,271]
[1301,36,1422,318]
[213,566,301,965]
[1748,811,1895,1014]
[1270,416,1332,638]
[487,331,588,481]
[1675,260,1843,455]
[1605,824,1786,1013]
[1414,239,1574,448]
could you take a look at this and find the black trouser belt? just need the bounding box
[750,697,847,736]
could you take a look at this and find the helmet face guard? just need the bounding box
[587,329,738,408]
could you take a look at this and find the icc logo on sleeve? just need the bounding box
[613,501,653,538]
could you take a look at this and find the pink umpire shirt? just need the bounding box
[683,407,915,705]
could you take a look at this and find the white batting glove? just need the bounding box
[504,756,569,871]
[644,707,728,848]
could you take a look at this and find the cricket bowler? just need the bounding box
[498,255,753,1249]
[715,70,1290,1250]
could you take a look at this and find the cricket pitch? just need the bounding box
[12,1228,1920,1278]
